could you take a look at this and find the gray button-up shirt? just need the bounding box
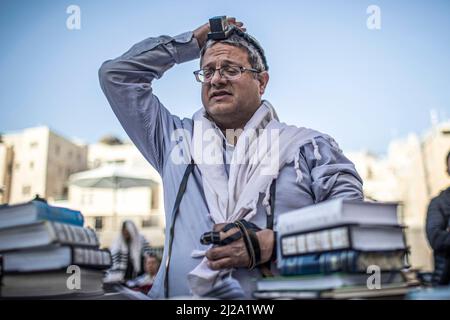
[99,31,364,299]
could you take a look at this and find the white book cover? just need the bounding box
[277,199,399,235]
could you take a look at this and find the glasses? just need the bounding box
[193,65,260,83]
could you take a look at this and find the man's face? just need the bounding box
[144,256,160,276]
[122,227,131,242]
[200,43,268,129]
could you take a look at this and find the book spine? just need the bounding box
[72,247,112,269]
[35,201,84,226]
[279,251,360,276]
[277,201,343,235]
[281,226,351,256]
[50,222,99,247]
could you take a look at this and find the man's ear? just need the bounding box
[257,72,269,95]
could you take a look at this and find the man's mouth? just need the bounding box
[210,90,232,100]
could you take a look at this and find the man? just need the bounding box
[105,220,151,283]
[426,151,450,285]
[126,253,162,294]
[99,17,363,299]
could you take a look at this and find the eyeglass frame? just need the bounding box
[193,65,261,83]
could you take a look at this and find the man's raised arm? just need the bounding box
[98,19,245,173]
[98,31,200,173]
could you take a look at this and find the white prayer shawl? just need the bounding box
[187,100,327,296]
[105,220,148,283]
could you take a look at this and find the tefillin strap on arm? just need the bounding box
[200,222,242,246]
[234,220,261,270]
[200,219,263,270]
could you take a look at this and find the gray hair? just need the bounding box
[200,33,267,72]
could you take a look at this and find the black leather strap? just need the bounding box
[200,231,222,245]
[238,219,261,232]
[200,228,243,246]
[246,228,262,267]
[267,179,276,229]
[234,220,256,269]
[164,160,195,298]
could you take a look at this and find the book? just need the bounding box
[2,245,112,273]
[320,282,410,299]
[407,286,450,300]
[253,283,410,300]
[0,268,104,298]
[280,224,406,257]
[0,200,84,230]
[277,199,399,236]
[0,221,99,252]
[278,250,407,276]
[256,272,405,292]
[253,290,320,300]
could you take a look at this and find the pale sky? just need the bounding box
[1,0,449,154]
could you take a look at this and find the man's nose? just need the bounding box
[210,69,227,86]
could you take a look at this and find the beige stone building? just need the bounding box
[0,142,13,203]
[346,150,401,203]
[347,121,450,271]
[0,126,87,204]
[59,137,165,248]
[0,128,165,249]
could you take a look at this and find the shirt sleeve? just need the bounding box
[98,31,200,174]
[300,136,364,203]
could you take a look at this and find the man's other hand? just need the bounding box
[205,223,274,270]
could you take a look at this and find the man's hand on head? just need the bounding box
[192,17,246,49]
[205,223,274,270]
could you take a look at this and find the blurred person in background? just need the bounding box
[104,220,151,283]
[126,253,162,294]
[426,150,450,285]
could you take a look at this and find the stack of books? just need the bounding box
[0,200,111,298]
[254,199,410,299]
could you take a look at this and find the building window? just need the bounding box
[94,217,103,230]
[15,163,20,170]
[29,161,34,169]
[22,185,31,196]
[55,145,60,156]
[62,186,68,200]
[30,142,38,148]
[68,151,73,159]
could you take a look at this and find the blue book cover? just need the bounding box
[0,200,84,229]
[278,250,406,276]
[279,251,358,276]
[32,201,84,226]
